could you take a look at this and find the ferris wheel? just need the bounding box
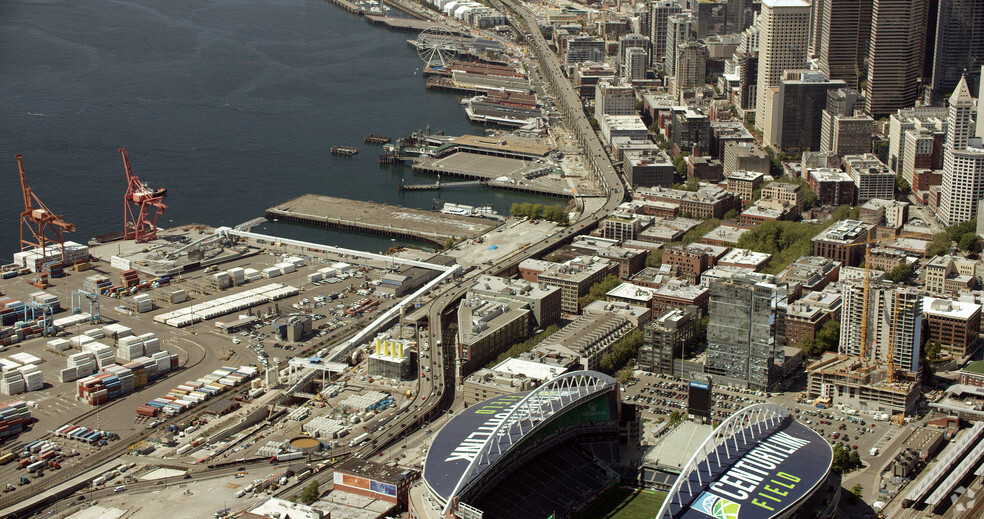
[417,26,458,68]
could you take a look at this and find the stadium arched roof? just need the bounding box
[657,403,833,519]
[421,370,618,515]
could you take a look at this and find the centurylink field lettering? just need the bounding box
[694,430,814,518]
[444,390,577,463]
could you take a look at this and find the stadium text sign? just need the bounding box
[688,428,825,519]
[444,394,526,462]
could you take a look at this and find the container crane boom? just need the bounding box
[121,148,167,243]
[16,155,76,268]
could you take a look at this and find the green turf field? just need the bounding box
[575,487,668,519]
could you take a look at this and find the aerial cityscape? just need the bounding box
[0,0,983,518]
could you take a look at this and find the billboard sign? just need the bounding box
[335,472,398,498]
[688,379,712,423]
[334,471,371,490]
[370,480,398,497]
[677,421,832,519]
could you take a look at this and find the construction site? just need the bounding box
[805,234,925,417]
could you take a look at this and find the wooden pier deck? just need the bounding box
[265,195,496,246]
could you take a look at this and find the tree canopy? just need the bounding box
[736,220,822,274]
[798,320,840,357]
[488,324,561,367]
[510,203,569,224]
[578,274,622,309]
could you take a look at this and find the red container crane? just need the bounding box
[16,155,76,268]
[121,148,167,243]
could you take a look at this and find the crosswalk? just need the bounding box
[25,393,81,418]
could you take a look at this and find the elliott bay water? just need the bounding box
[0,0,559,258]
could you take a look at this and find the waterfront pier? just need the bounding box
[265,195,496,246]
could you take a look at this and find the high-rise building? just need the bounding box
[939,76,984,226]
[625,47,649,82]
[946,75,977,151]
[930,0,984,101]
[817,0,872,90]
[863,0,930,117]
[565,36,606,68]
[665,11,695,79]
[809,0,824,56]
[706,274,785,390]
[674,41,707,100]
[763,70,847,153]
[650,0,683,70]
[820,89,875,156]
[595,80,636,117]
[754,0,812,131]
[900,122,945,190]
[670,107,712,156]
[617,34,652,75]
[978,65,984,139]
[839,282,923,373]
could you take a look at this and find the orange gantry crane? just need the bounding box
[16,155,76,269]
[121,148,167,243]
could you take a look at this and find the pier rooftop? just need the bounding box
[413,153,576,197]
[444,134,554,158]
[365,15,449,32]
[266,195,496,245]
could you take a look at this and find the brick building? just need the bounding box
[810,220,874,267]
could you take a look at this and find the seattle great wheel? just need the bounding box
[417,26,458,68]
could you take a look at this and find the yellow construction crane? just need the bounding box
[843,232,922,365]
[886,293,899,382]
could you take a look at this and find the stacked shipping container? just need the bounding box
[0,401,31,441]
[139,366,257,417]
[77,353,179,406]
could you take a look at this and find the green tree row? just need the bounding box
[796,320,840,358]
[298,480,320,505]
[599,329,644,375]
[736,220,822,274]
[510,203,569,225]
[487,324,561,368]
[578,274,622,309]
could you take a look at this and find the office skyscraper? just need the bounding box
[864,0,930,117]
[930,0,984,100]
[665,11,695,79]
[754,0,811,130]
[650,0,682,70]
[818,0,872,89]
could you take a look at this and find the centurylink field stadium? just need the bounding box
[407,371,834,519]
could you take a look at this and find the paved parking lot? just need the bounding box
[622,371,898,461]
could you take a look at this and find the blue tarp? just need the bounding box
[488,245,498,250]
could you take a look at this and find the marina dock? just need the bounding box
[265,195,497,246]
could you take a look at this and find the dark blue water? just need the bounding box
[0,0,555,256]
